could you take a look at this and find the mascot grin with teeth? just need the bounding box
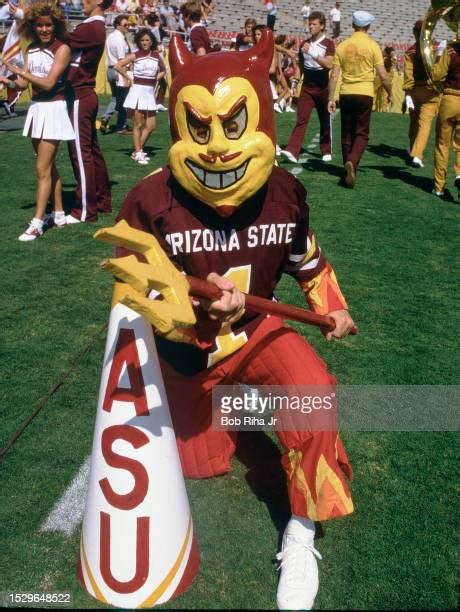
[116,29,356,611]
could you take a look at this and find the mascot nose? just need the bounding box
[206,132,230,157]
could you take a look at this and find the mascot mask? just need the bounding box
[168,29,276,216]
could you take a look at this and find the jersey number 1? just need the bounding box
[207,265,251,367]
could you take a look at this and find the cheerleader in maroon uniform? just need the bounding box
[1,1,74,241]
[115,28,166,165]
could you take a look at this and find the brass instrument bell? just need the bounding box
[421,0,460,91]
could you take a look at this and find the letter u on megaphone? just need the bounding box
[78,282,200,608]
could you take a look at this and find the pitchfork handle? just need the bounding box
[186,276,356,335]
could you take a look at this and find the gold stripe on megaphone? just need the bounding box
[421,1,460,92]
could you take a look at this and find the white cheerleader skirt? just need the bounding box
[124,83,157,112]
[23,99,75,140]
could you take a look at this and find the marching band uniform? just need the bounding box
[403,21,441,167]
[431,43,460,196]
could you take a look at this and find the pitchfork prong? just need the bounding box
[95,224,196,334]
[101,256,190,307]
[121,293,196,334]
[94,220,171,268]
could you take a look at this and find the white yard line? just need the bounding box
[40,456,90,536]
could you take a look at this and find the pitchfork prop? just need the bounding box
[94,221,356,336]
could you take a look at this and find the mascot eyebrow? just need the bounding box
[183,96,248,124]
[184,101,212,125]
[218,96,247,121]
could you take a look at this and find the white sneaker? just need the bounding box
[276,517,322,610]
[280,149,298,163]
[322,154,332,162]
[285,105,296,112]
[18,218,43,242]
[65,214,81,224]
[432,189,445,197]
[412,156,424,167]
[133,151,149,165]
[276,144,282,156]
[279,99,287,111]
[43,212,66,228]
[54,213,66,227]
[156,104,168,112]
[131,150,150,161]
[274,102,283,113]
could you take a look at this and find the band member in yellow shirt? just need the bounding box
[328,10,392,187]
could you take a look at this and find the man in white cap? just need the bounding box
[327,10,392,187]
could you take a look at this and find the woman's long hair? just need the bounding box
[18,1,67,42]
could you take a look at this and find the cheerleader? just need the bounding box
[0,1,74,241]
[115,28,166,165]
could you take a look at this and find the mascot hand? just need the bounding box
[201,272,246,325]
[324,310,355,341]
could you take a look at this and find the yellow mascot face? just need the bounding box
[167,31,276,216]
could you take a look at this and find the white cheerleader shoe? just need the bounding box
[18,218,44,242]
[133,151,149,165]
[276,516,322,610]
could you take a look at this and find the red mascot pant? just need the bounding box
[160,316,354,522]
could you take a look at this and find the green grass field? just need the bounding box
[0,100,459,610]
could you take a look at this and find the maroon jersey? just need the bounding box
[235,33,253,52]
[116,166,337,374]
[299,36,335,89]
[445,43,460,91]
[27,39,68,102]
[66,16,106,99]
[189,24,212,54]
[405,42,430,85]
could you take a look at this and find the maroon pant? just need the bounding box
[160,316,353,522]
[286,86,331,158]
[339,94,373,169]
[67,92,111,222]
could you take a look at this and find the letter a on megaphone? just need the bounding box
[78,283,200,608]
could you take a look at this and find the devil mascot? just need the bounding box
[113,29,355,610]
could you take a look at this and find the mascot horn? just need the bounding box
[167,29,276,216]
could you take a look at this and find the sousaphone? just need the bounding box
[421,0,460,91]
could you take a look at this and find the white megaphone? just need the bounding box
[78,283,200,608]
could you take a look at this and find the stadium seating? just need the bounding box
[206,0,452,48]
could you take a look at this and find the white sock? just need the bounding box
[32,217,43,229]
[54,211,65,219]
[290,514,316,536]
